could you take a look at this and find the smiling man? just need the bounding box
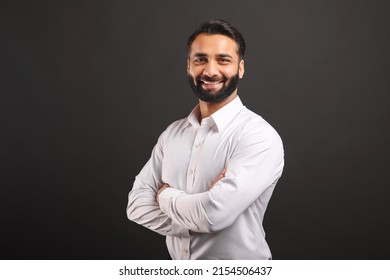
[127,19,284,259]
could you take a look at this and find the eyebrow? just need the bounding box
[193,53,234,59]
[217,54,233,59]
[193,53,208,58]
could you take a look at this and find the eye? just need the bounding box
[219,58,232,64]
[193,57,206,64]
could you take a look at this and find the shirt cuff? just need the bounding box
[158,187,183,216]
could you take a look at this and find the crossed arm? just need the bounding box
[127,124,284,236]
[156,168,226,204]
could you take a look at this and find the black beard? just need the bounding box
[188,73,240,103]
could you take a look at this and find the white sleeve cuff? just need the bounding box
[159,188,190,237]
[158,187,183,215]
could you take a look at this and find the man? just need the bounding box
[127,19,284,259]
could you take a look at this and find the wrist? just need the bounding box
[157,184,170,203]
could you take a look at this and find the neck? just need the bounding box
[199,91,238,119]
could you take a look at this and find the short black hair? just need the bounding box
[187,19,246,60]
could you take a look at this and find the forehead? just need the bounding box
[189,34,239,57]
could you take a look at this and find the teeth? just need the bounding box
[202,81,221,85]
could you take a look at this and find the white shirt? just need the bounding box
[127,96,284,259]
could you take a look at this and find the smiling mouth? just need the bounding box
[200,80,223,91]
[200,80,222,85]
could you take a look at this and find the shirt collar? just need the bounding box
[187,96,244,132]
[188,105,202,128]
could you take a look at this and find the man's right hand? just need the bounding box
[156,183,170,204]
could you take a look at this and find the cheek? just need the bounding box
[221,66,239,77]
[189,67,202,77]
[188,72,199,85]
[222,71,236,80]
[189,72,203,83]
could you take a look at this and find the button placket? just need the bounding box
[181,236,191,259]
[186,120,210,193]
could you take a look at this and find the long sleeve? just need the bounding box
[129,97,283,259]
[158,121,284,233]
[127,132,189,237]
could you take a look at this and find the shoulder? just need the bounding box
[158,117,190,142]
[236,107,283,147]
[164,117,189,134]
[240,107,281,136]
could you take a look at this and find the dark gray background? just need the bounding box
[1,0,389,259]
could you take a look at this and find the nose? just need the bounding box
[202,61,219,77]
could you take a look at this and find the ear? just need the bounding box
[187,58,190,74]
[238,59,245,79]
